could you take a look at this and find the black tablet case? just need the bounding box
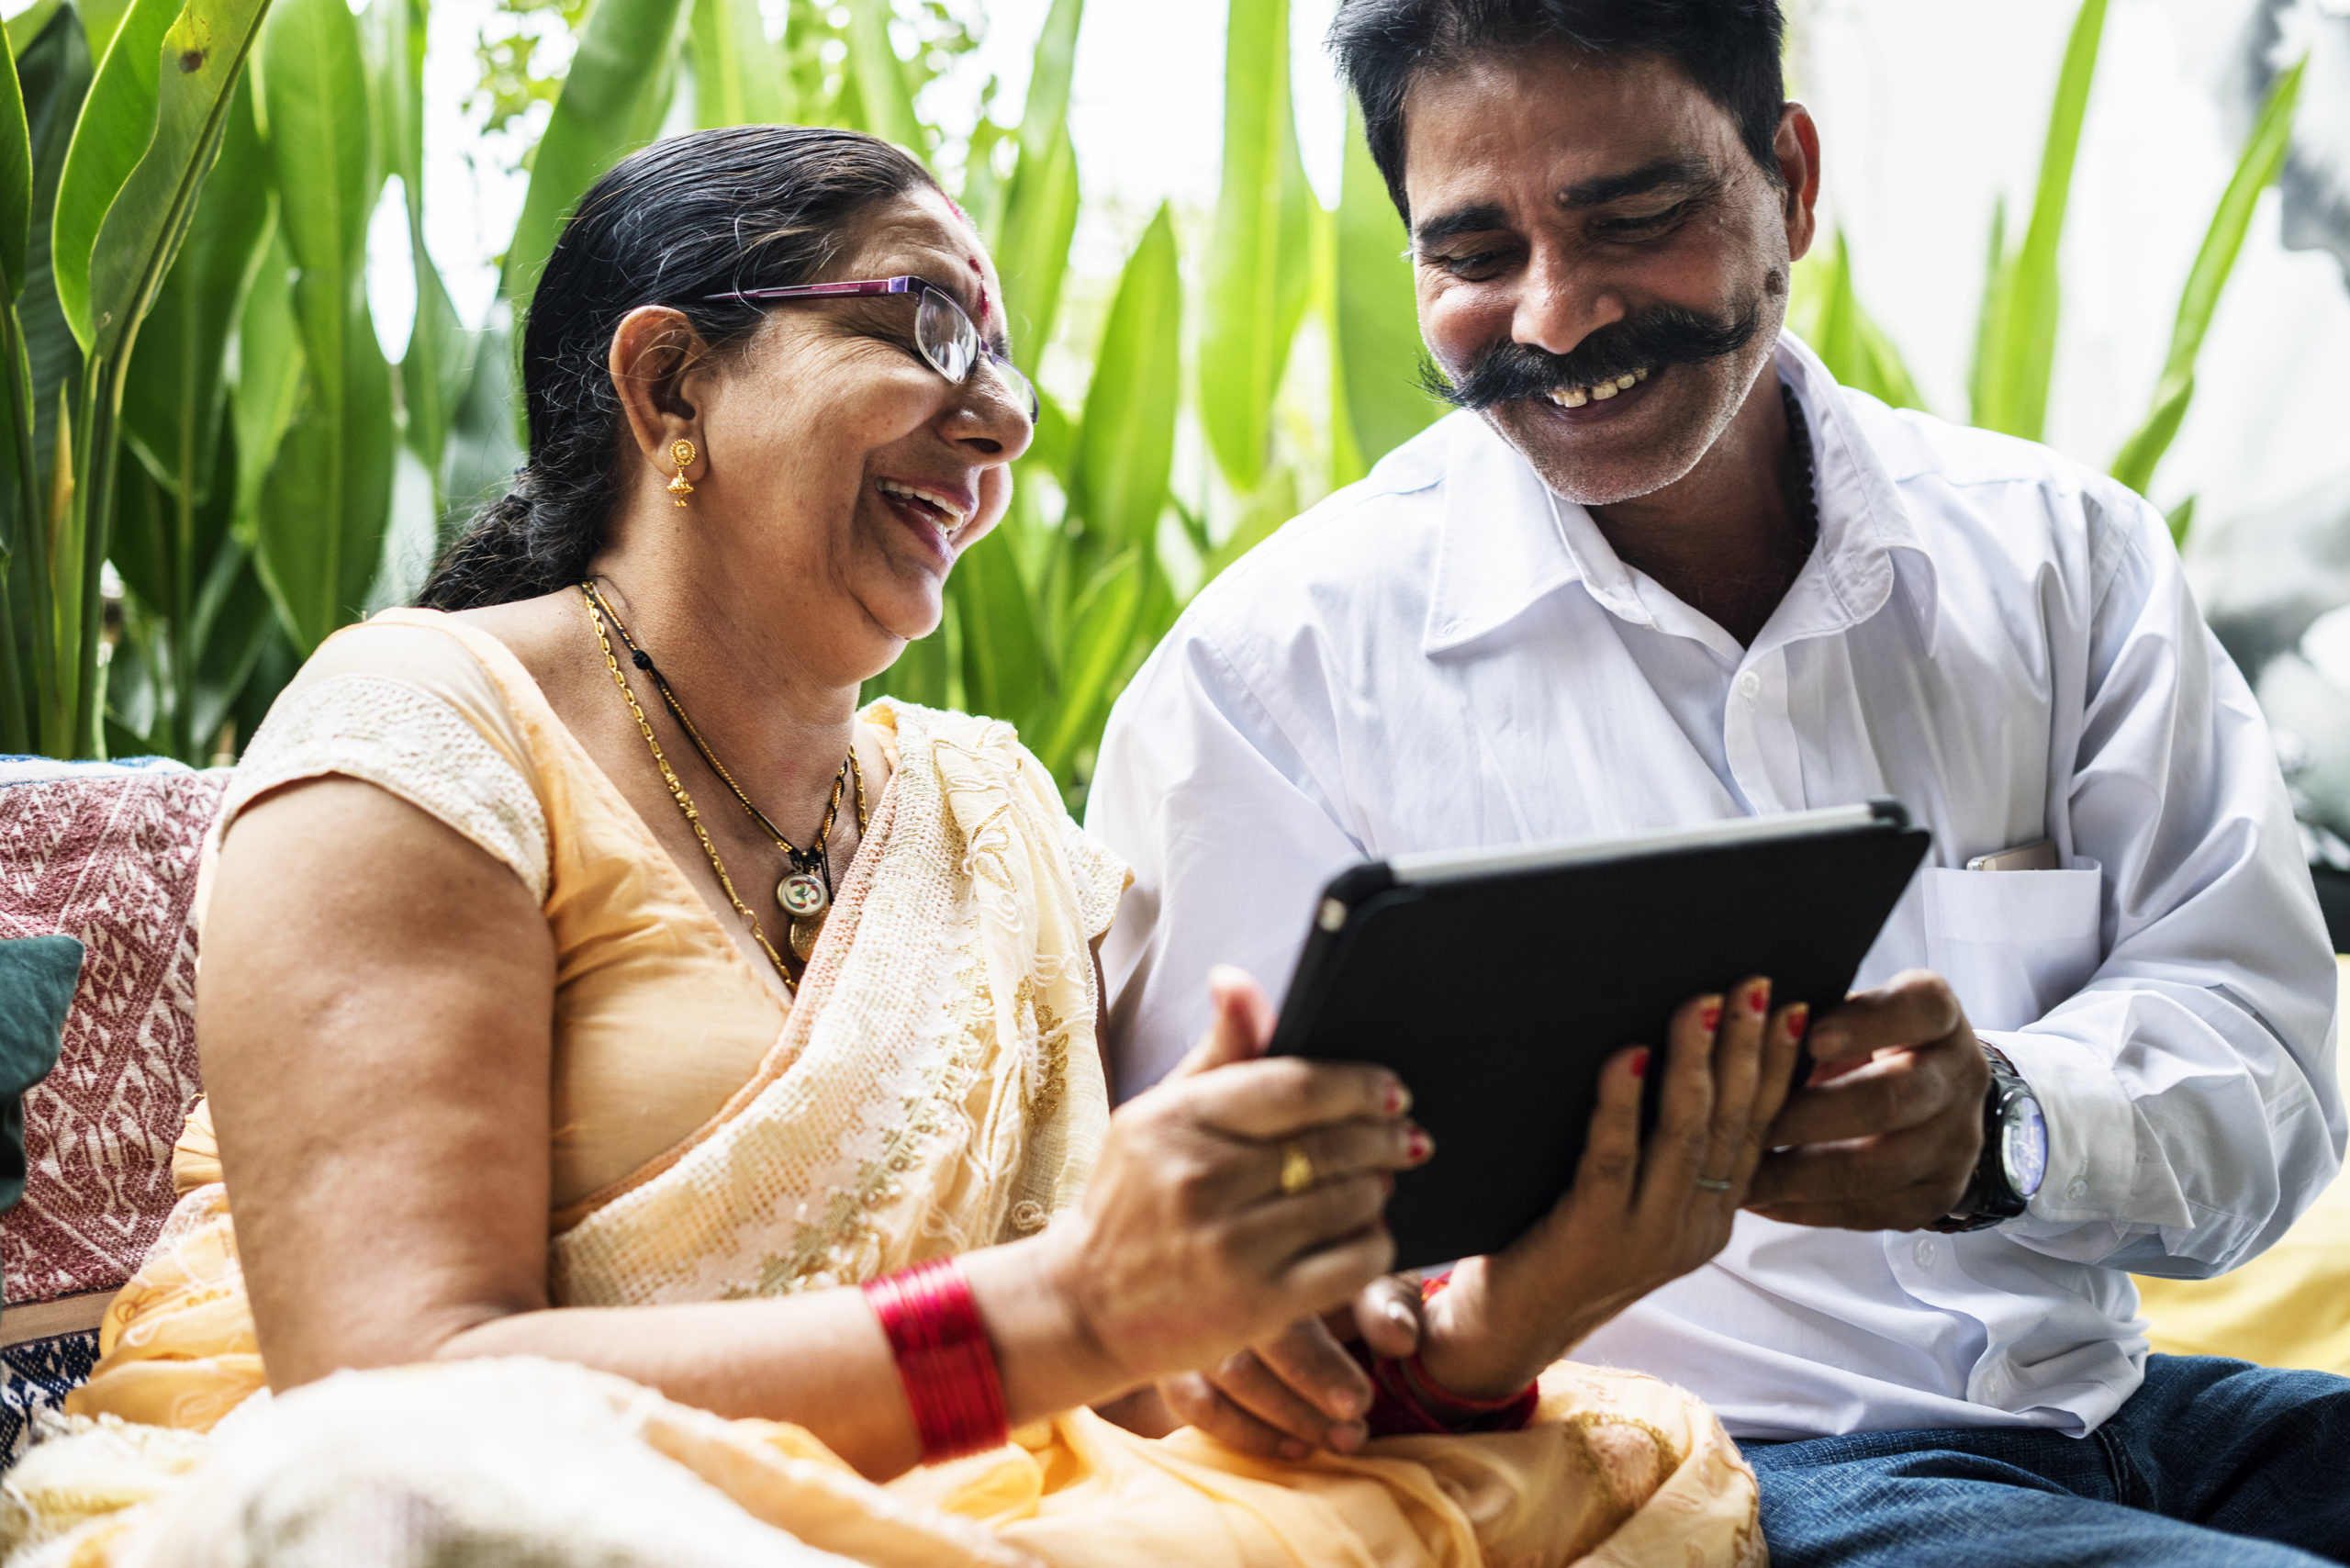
[1269,803,1931,1271]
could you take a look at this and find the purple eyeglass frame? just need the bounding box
[701,274,1037,420]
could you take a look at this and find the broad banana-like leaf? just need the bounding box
[1199,0,1312,491]
[845,0,921,151]
[690,0,787,128]
[1335,94,1438,470]
[503,0,690,316]
[1787,229,1926,413]
[1011,0,1080,172]
[120,72,262,509]
[16,6,89,517]
[439,302,520,537]
[0,44,30,304]
[230,217,296,522]
[1969,0,2103,440]
[4,0,66,55]
[1069,203,1179,560]
[366,0,467,479]
[1036,543,1142,784]
[2110,57,2303,497]
[949,525,1045,739]
[77,0,133,62]
[253,0,391,651]
[993,119,1076,364]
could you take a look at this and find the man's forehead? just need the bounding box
[1400,48,1740,221]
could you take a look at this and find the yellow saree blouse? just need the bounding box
[0,610,1763,1567]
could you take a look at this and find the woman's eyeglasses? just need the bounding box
[703,276,1039,423]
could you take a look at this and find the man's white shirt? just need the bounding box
[1085,333,2345,1441]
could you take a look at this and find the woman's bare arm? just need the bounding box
[201,781,1416,1478]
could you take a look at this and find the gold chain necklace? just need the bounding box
[580,583,866,991]
[582,584,866,961]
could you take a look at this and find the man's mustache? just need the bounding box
[1422,301,1764,411]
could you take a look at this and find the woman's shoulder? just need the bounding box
[224,609,555,901]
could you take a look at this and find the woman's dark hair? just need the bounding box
[1327,0,1787,222]
[420,125,940,611]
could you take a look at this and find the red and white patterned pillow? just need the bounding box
[0,761,222,1309]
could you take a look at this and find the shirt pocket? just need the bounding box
[1921,862,2104,1032]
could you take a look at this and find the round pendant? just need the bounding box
[778,869,830,919]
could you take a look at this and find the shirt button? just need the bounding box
[1983,1368,2007,1400]
[2068,1177,2089,1202]
[1736,670,1762,700]
[1912,1237,1938,1268]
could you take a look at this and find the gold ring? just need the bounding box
[1695,1176,1733,1193]
[1278,1140,1316,1196]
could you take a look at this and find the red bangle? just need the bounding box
[863,1257,1010,1462]
[1352,1271,1540,1437]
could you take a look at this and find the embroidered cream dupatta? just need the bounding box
[6,703,1762,1568]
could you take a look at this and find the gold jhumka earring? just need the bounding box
[667,439,697,506]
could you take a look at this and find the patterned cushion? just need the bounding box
[0,760,222,1307]
[0,1330,97,1465]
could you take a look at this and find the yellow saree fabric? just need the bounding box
[1,615,1762,1567]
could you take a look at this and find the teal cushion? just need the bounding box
[0,935,79,1219]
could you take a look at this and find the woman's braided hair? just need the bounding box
[419,125,940,611]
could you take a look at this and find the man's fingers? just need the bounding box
[1764,1037,1973,1148]
[1256,1316,1374,1424]
[1805,969,1964,1062]
[1746,1117,1980,1215]
[1166,966,1281,1081]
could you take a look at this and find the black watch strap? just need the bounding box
[1928,1046,2033,1235]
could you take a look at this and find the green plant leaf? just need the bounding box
[14,6,91,527]
[949,523,1045,733]
[993,116,1077,360]
[1036,543,1142,780]
[1970,0,2104,440]
[0,44,31,304]
[690,0,787,127]
[252,0,391,651]
[1069,202,1179,559]
[119,70,262,510]
[49,0,175,353]
[1199,0,1312,490]
[502,0,690,314]
[1335,93,1437,469]
[2110,56,2302,496]
[845,0,920,151]
[230,217,296,522]
[4,0,66,56]
[1788,228,1926,412]
[1011,0,1079,171]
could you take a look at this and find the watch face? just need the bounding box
[2001,1095,2048,1199]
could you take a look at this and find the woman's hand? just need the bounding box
[1147,1276,1424,1460]
[1044,967,1430,1398]
[1416,979,1807,1401]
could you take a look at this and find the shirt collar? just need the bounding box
[1422,330,1941,657]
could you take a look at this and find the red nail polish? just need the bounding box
[1698,1001,1722,1033]
[1630,1048,1650,1079]
[1785,1002,1809,1037]
[1406,1128,1432,1162]
[1747,981,1771,1017]
[1385,1081,1410,1117]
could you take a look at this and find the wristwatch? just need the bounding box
[1929,1045,2047,1234]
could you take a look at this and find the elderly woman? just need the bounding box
[7,128,1800,1567]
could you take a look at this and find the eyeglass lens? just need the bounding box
[913,286,1038,420]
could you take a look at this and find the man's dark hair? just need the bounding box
[1329,0,1787,221]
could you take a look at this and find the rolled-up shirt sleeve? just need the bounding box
[1087,617,1365,1102]
[1996,486,2344,1276]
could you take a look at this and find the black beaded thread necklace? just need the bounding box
[580,581,867,980]
[1779,380,1820,576]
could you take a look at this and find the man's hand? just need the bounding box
[1745,970,1989,1231]
[1154,1275,1423,1459]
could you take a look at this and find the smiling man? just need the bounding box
[1084,3,2350,1564]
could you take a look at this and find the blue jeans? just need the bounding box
[1744,1355,2350,1566]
